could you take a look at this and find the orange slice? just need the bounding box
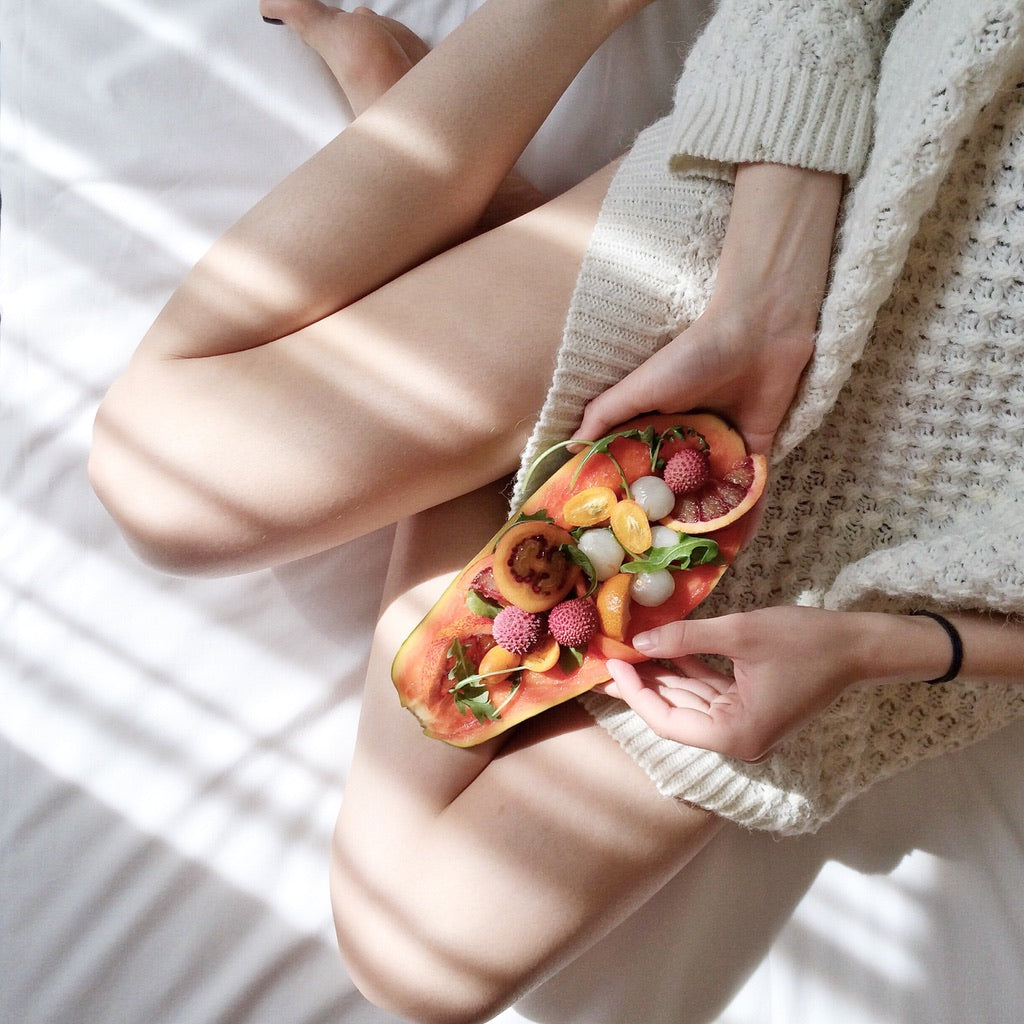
[596,573,633,642]
[522,635,560,672]
[610,499,652,555]
[478,644,522,683]
[563,486,618,527]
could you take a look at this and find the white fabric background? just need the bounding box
[3,1,1023,1022]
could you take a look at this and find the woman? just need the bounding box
[90,1,1024,1021]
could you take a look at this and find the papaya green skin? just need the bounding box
[391,414,758,747]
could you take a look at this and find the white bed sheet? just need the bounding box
[3,2,1024,1023]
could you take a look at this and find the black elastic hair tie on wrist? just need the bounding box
[910,610,964,684]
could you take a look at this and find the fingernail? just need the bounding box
[632,630,657,654]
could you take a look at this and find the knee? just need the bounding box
[89,387,252,577]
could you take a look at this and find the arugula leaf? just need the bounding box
[619,536,720,574]
[558,645,585,672]
[451,678,503,723]
[446,638,520,724]
[564,542,599,596]
[569,428,642,494]
[518,422,710,499]
[466,589,502,618]
[446,637,476,683]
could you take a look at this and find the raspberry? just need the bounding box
[492,606,546,655]
[663,448,710,495]
[548,598,600,648]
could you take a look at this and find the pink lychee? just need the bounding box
[492,605,546,655]
[548,598,600,648]
[663,448,710,495]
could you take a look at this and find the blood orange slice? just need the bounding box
[662,452,768,534]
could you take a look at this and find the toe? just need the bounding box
[259,0,334,35]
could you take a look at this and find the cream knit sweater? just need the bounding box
[514,0,1024,834]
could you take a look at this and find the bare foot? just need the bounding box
[260,0,429,116]
[260,0,547,224]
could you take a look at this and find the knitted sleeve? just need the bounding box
[667,0,900,180]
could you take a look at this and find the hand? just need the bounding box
[574,164,844,456]
[602,607,877,762]
[573,304,813,458]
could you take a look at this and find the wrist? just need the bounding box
[849,612,963,687]
[711,163,843,337]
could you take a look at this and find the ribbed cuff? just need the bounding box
[668,63,876,180]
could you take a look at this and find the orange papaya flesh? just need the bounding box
[391,413,762,747]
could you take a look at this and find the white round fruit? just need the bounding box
[649,525,681,549]
[576,528,625,581]
[629,569,676,607]
[630,476,675,520]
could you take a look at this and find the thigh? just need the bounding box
[332,482,722,1023]
[94,163,617,574]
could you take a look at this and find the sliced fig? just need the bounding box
[492,521,580,612]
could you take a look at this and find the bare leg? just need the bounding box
[90,0,641,575]
[90,161,616,574]
[144,0,647,359]
[332,484,724,1024]
[261,0,547,225]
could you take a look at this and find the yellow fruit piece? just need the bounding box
[610,499,652,555]
[521,635,560,672]
[596,573,632,643]
[563,486,618,527]
[478,644,522,683]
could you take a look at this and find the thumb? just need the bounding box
[573,374,654,444]
[633,617,728,659]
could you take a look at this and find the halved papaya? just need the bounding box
[391,413,764,747]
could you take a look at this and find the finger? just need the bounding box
[633,661,726,705]
[606,660,720,711]
[633,617,729,660]
[608,660,721,744]
[604,659,644,694]
[645,681,718,712]
[592,678,621,699]
[574,346,694,441]
[609,659,766,757]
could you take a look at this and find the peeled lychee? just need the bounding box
[548,597,600,648]
[663,448,710,495]
[492,605,546,655]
